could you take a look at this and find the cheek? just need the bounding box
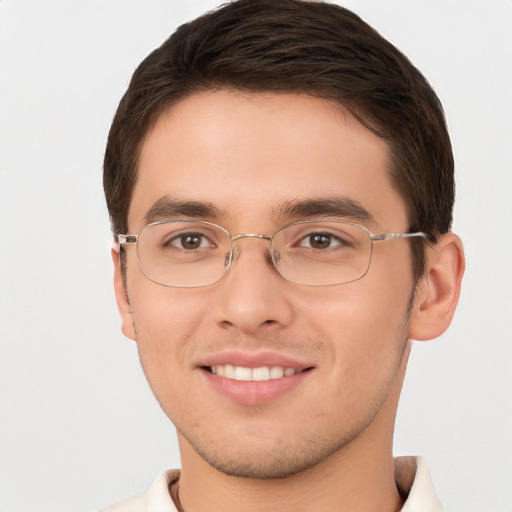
[298,263,413,370]
[128,283,210,379]
[128,289,212,421]
[128,261,206,331]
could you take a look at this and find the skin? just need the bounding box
[113,90,464,512]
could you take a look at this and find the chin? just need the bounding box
[180,425,360,480]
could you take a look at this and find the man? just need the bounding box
[101,0,464,510]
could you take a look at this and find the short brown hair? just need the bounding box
[104,0,454,279]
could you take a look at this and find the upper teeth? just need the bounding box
[211,365,299,381]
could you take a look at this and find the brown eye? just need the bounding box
[183,235,200,249]
[170,232,210,250]
[308,234,332,249]
[298,232,345,250]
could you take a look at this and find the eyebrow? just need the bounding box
[144,196,226,225]
[274,197,375,224]
[143,195,375,227]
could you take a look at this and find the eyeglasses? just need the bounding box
[117,219,435,288]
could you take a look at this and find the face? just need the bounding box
[119,90,418,478]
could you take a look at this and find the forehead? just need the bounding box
[129,90,406,231]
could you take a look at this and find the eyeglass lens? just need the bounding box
[135,220,373,288]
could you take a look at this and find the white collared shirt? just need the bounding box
[99,456,443,512]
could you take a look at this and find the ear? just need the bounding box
[112,247,136,341]
[409,233,465,341]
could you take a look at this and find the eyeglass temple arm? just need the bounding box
[371,232,437,243]
[117,234,138,244]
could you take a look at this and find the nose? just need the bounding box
[212,237,294,334]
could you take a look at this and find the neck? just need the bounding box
[177,432,402,512]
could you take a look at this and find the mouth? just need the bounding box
[205,364,308,381]
[198,352,315,404]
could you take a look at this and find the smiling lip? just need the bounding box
[198,351,314,405]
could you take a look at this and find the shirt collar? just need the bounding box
[395,456,443,512]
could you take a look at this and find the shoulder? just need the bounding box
[98,469,181,512]
[99,491,147,512]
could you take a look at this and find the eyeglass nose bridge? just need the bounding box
[225,233,274,269]
[231,233,272,242]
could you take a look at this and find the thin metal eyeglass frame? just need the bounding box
[116,219,436,288]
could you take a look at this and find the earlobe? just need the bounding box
[111,247,137,341]
[409,233,465,341]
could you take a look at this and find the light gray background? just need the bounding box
[1,1,511,511]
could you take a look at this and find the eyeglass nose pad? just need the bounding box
[224,244,239,268]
